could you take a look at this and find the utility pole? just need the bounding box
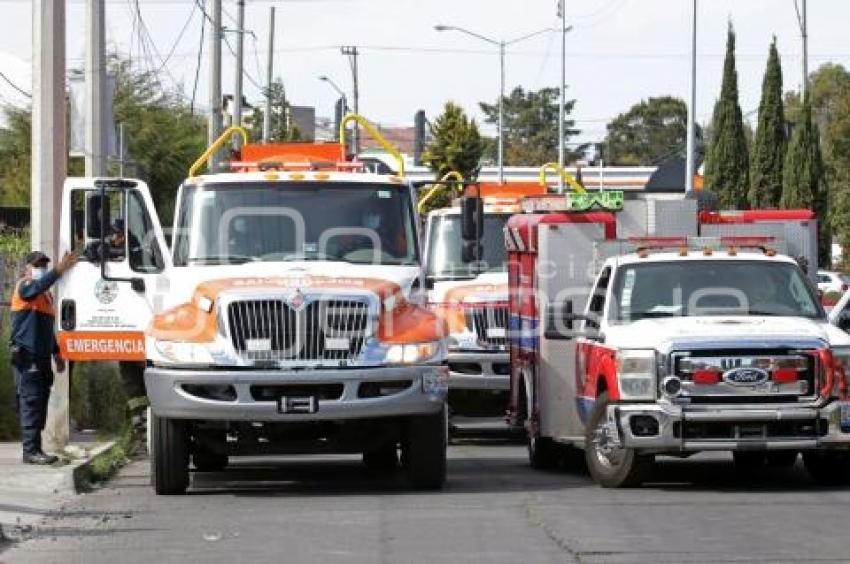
[262,6,275,143]
[685,0,697,196]
[232,0,245,147]
[557,0,566,193]
[32,0,68,451]
[118,122,126,177]
[209,0,222,169]
[796,0,808,95]
[85,0,107,176]
[341,46,360,154]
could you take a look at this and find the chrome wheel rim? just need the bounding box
[591,418,625,470]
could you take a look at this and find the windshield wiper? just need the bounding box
[188,255,257,265]
[279,253,353,263]
[747,309,784,317]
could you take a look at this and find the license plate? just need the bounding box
[487,327,506,339]
[278,396,318,414]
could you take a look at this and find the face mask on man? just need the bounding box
[30,267,46,281]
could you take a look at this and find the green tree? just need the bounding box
[479,86,586,166]
[249,78,303,142]
[781,95,829,264]
[420,102,484,212]
[111,59,207,223]
[705,23,749,209]
[602,96,700,165]
[0,106,84,206]
[785,64,850,263]
[748,38,786,208]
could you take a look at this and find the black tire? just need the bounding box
[192,452,228,472]
[765,451,798,468]
[403,406,447,490]
[584,392,652,488]
[528,434,560,470]
[151,414,190,495]
[803,451,850,486]
[363,445,399,473]
[733,451,766,470]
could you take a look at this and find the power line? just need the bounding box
[155,0,199,74]
[0,71,31,98]
[191,0,206,114]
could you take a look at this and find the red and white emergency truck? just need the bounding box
[506,191,850,487]
[55,116,449,494]
[422,181,545,427]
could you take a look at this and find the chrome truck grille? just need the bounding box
[671,349,818,403]
[465,304,509,349]
[226,298,371,363]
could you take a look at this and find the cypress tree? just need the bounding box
[781,95,829,264]
[705,22,749,209]
[748,38,786,208]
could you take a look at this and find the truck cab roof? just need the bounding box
[607,251,799,269]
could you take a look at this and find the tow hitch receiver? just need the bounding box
[278,396,319,414]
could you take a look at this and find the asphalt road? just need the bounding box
[3,442,850,564]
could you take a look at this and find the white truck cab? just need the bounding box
[507,193,850,487]
[56,120,450,494]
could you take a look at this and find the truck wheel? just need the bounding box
[363,445,399,473]
[403,406,447,490]
[151,414,189,495]
[192,452,228,472]
[584,392,651,488]
[528,434,560,470]
[803,451,850,485]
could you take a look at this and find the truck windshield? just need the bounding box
[172,182,419,266]
[426,213,509,279]
[609,260,824,322]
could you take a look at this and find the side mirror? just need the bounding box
[544,301,598,341]
[85,192,110,239]
[461,196,483,242]
[838,312,850,333]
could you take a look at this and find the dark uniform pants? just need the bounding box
[13,358,54,455]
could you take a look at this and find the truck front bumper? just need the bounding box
[145,364,447,422]
[447,351,510,391]
[614,401,850,452]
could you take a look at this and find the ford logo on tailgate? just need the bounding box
[722,367,769,386]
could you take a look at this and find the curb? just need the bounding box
[69,440,122,492]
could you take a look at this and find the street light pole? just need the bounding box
[498,40,505,183]
[685,0,697,196]
[795,0,808,95]
[434,25,558,184]
[558,0,566,193]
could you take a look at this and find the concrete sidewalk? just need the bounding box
[0,433,119,537]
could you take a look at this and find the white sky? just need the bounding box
[1,0,849,144]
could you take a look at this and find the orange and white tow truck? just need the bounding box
[55,115,449,494]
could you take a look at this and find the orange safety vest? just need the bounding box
[10,279,55,317]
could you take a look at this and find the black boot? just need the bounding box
[23,452,58,465]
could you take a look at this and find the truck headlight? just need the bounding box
[831,347,850,397]
[617,349,657,401]
[153,340,215,365]
[384,341,444,365]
